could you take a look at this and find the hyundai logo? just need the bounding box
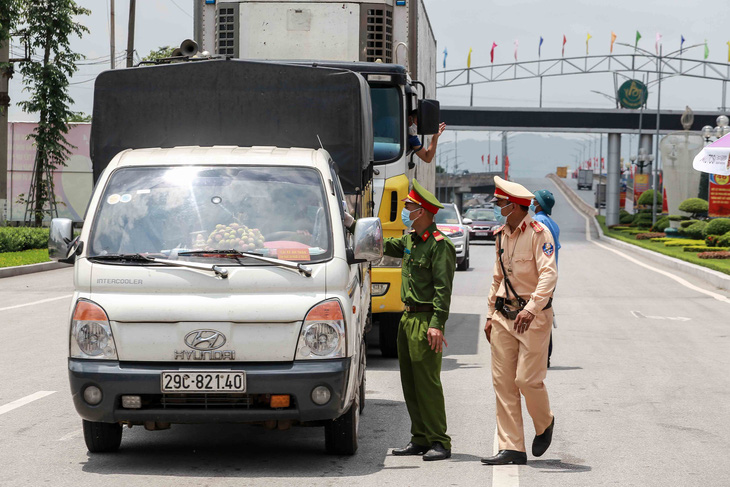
[184,330,227,351]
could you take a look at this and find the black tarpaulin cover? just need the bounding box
[91,59,373,193]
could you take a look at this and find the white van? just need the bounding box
[50,145,383,455]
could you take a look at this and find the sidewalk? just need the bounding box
[548,173,730,292]
[0,261,70,279]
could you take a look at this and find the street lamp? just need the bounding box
[699,115,730,199]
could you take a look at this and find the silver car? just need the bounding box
[435,203,471,271]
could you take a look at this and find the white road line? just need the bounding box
[554,181,730,305]
[0,294,72,312]
[492,426,519,487]
[0,391,56,416]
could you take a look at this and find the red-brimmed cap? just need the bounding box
[490,176,534,207]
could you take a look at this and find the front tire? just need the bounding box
[83,420,122,453]
[324,385,360,455]
[457,248,470,271]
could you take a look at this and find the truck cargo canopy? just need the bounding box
[91,59,373,193]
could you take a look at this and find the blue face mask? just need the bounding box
[401,207,421,228]
[529,203,537,214]
[494,203,513,225]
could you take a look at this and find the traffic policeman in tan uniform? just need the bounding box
[385,179,456,461]
[482,177,558,465]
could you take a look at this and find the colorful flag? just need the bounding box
[681,35,686,53]
[514,40,519,61]
[481,155,484,166]
[635,30,642,48]
[704,40,709,60]
[655,33,662,55]
[562,35,567,57]
[467,47,473,68]
[539,36,544,57]
[443,47,448,69]
[490,42,497,63]
[586,33,592,55]
[610,32,617,53]
[495,155,499,167]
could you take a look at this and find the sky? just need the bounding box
[5,0,729,174]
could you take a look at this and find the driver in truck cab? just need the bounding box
[408,110,447,163]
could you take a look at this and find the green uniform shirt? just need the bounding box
[383,222,456,331]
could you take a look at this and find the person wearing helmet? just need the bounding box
[530,189,561,368]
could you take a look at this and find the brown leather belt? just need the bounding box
[404,304,434,313]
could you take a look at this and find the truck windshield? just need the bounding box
[434,205,460,224]
[371,86,403,163]
[88,166,332,263]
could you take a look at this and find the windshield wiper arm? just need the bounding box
[178,249,313,277]
[90,253,229,278]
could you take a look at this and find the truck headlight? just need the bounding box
[448,231,464,238]
[296,299,346,359]
[371,283,389,296]
[70,300,118,360]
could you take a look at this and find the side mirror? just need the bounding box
[49,218,81,264]
[351,217,383,263]
[417,99,441,135]
[463,218,473,225]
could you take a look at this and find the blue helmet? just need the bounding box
[533,189,555,215]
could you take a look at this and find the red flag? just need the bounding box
[504,156,510,179]
[481,155,484,165]
[490,42,497,63]
[562,35,567,57]
[495,156,499,168]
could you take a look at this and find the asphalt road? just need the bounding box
[2,177,730,486]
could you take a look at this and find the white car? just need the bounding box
[435,203,471,271]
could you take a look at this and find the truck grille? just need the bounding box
[136,393,294,410]
[362,5,393,63]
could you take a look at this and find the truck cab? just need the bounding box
[50,60,382,455]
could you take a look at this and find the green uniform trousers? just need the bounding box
[397,311,451,450]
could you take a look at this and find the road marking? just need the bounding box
[631,310,691,321]
[492,426,519,487]
[0,391,56,416]
[554,181,730,305]
[0,294,72,312]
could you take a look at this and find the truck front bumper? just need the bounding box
[69,358,351,424]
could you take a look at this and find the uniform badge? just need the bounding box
[542,242,554,257]
[433,231,445,242]
[531,221,544,233]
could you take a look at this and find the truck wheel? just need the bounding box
[457,248,470,271]
[82,420,122,453]
[378,313,400,358]
[324,386,360,455]
[359,340,366,415]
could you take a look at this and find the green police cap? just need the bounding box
[534,189,556,215]
[403,178,444,214]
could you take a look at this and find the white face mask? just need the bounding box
[408,124,418,136]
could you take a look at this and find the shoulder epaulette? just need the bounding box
[493,225,505,234]
[432,230,445,241]
[530,221,544,233]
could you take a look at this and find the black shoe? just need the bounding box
[532,416,555,457]
[423,442,451,461]
[392,442,430,456]
[481,449,527,465]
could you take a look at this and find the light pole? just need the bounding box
[700,115,730,199]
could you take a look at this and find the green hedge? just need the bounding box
[651,216,670,232]
[638,189,663,207]
[0,227,50,253]
[718,232,730,248]
[664,239,705,247]
[679,221,707,240]
[704,218,730,237]
[679,197,708,216]
[684,246,730,252]
[680,219,699,228]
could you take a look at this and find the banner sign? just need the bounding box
[709,174,730,217]
[634,174,650,205]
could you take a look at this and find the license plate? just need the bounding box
[161,371,246,393]
[476,231,490,236]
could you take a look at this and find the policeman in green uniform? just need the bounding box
[387,179,456,461]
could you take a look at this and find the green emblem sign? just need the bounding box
[617,80,648,109]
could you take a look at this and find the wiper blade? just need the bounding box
[178,249,313,277]
[90,253,229,278]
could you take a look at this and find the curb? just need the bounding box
[0,261,71,279]
[548,173,730,292]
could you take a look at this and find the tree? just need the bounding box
[16,0,90,226]
[67,112,91,123]
[436,165,445,174]
[142,46,175,62]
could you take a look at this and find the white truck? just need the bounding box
[50,60,384,455]
[194,0,439,358]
